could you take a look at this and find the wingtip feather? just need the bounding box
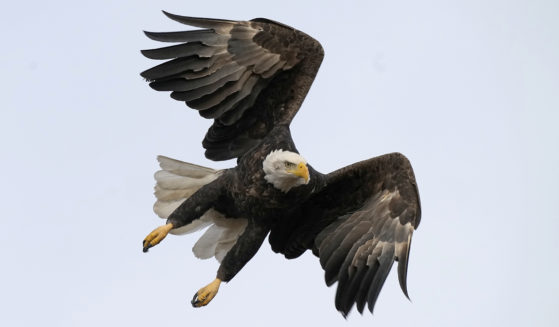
[397,230,413,299]
[143,30,161,42]
[140,48,163,60]
[397,257,410,299]
[161,11,236,29]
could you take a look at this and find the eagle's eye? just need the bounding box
[284,161,296,169]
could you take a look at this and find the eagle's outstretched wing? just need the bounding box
[269,153,421,316]
[141,12,323,161]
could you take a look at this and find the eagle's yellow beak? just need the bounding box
[288,162,310,183]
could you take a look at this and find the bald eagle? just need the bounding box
[141,12,421,317]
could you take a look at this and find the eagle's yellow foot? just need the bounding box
[142,223,173,252]
[191,278,221,307]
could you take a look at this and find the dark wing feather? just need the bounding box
[141,12,323,161]
[269,152,421,317]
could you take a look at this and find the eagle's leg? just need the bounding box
[190,220,270,308]
[142,179,223,252]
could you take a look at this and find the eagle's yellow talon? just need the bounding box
[191,278,221,307]
[143,223,173,252]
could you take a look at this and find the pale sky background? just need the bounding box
[2,1,558,326]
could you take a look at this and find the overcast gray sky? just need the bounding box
[2,1,558,326]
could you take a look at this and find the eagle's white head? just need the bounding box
[262,150,310,193]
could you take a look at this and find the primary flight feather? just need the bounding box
[141,11,421,317]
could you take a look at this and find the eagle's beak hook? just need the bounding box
[294,162,309,183]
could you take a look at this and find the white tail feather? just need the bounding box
[153,155,246,262]
[157,155,216,177]
[192,211,248,263]
[153,156,222,219]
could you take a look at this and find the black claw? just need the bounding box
[191,293,200,307]
[143,242,151,253]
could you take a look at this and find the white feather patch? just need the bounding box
[153,155,222,219]
[192,210,248,263]
[157,155,216,178]
[153,155,247,262]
